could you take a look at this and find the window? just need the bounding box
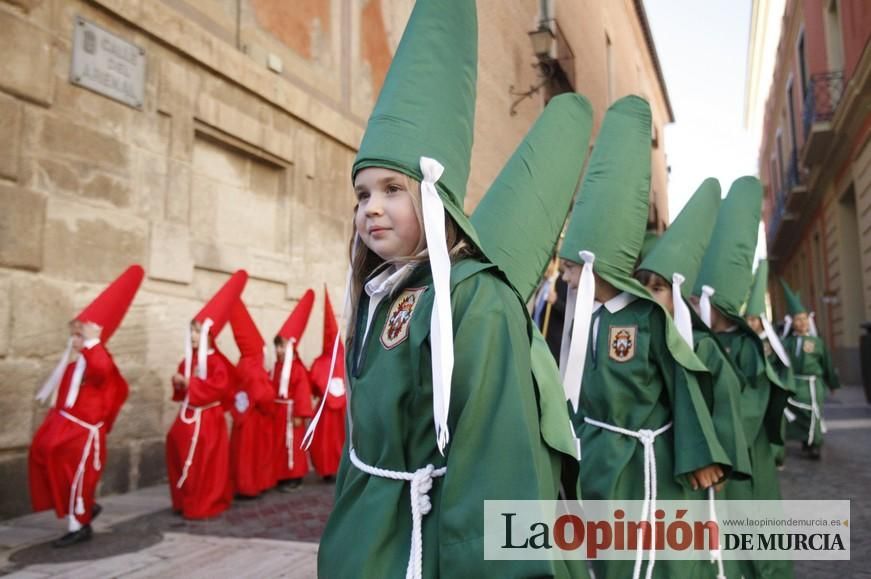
[797,30,809,100]
[787,78,799,152]
[825,0,844,71]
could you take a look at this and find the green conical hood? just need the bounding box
[352,0,480,247]
[638,230,660,263]
[779,278,807,315]
[693,177,763,317]
[559,95,651,287]
[639,178,721,297]
[745,260,769,317]
[472,93,593,301]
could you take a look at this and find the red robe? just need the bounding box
[229,356,275,496]
[271,353,313,481]
[29,343,128,524]
[307,356,346,478]
[165,351,234,519]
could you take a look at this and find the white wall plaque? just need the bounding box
[70,16,146,109]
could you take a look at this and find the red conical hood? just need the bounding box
[194,270,248,336]
[76,265,145,343]
[229,299,265,358]
[277,289,315,343]
[321,285,339,354]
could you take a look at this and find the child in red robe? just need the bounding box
[165,270,246,518]
[306,286,347,481]
[29,265,143,547]
[271,289,315,491]
[228,299,275,497]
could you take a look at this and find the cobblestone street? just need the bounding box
[1,387,868,578]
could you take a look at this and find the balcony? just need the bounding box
[768,149,805,256]
[802,71,845,165]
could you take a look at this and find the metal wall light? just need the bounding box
[509,22,557,116]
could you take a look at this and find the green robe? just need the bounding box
[716,325,795,579]
[320,259,581,578]
[760,333,794,466]
[693,327,752,480]
[782,334,840,448]
[574,296,730,579]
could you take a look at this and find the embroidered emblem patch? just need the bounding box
[803,340,816,354]
[381,287,426,349]
[608,326,637,362]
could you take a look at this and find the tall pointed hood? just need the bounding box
[779,278,807,315]
[276,289,316,344]
[693,177,762,322]
[638,178,722,348]
[640,178,722,296]
[75,265,145,343]
[558,96,659,410]
[194,270,249,337]
[471,93,594,301]
[229,299,265,358]
[185,270,248,380]
[559,95,652,282]
[745,260,770,317]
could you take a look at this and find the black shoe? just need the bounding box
[278,479,302,493]
[92,503,102,521]
[322,475,335,483]
[52,525,93,548]
[809,446,822,460]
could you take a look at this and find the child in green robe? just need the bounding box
[317,1,581,577]
[693,178,795,579]
[779,280,841,459]
[559,96,730,579]
[745,260,794,470]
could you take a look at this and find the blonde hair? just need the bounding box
[347,173,477,339]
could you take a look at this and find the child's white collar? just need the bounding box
[593,291,637,314]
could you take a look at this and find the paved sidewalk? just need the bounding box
[0,476,331,578]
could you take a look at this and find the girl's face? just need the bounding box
[642,273,673,315]
[792,312,810,334]
[354,167,422,261]
[560,260,582,290]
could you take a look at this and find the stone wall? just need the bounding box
[0,0,673,519]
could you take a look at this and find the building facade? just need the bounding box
[754,0,870,381]
[0,0,671,519]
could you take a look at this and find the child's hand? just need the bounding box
[689,464,724,491]
[293,417,305,428]
[172,373,187,389]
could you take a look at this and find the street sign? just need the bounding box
[70,16,146,109]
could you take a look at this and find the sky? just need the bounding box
[644,0,760,220]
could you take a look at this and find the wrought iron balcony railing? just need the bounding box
[802,71,845,138]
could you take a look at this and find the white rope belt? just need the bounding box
[59,411,103,519]
[176,399,221,489]
[787,375,826,445]
[707,486,726,579]
[275,398,296,469]
[349,448,446,579]
[584,417,673,579]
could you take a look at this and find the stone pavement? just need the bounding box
[1,386,868,578]
[0,475,333,578]
[778,384,871,578]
